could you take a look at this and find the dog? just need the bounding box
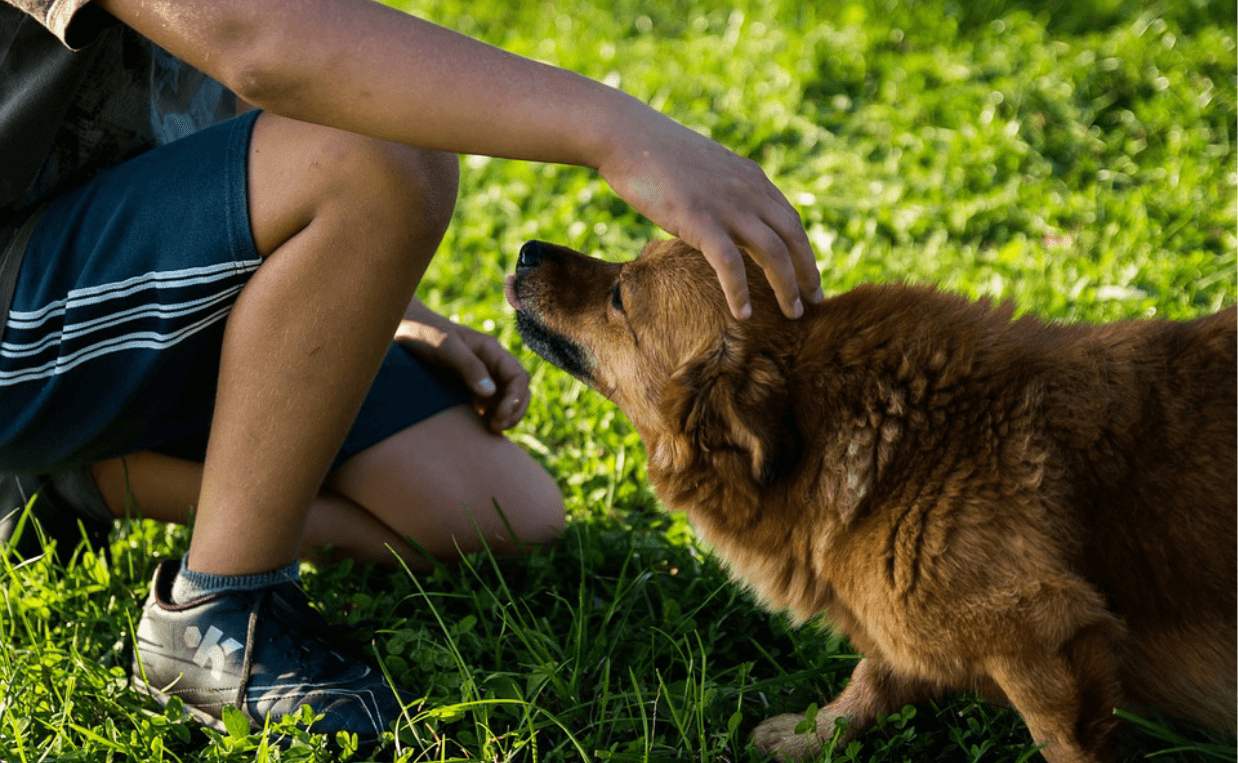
[506,238,1237,763]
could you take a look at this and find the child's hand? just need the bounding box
[395,303,530,433]
[597,115,824,320]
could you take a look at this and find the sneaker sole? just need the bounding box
[130,676,231,733]
[131,674,389,755]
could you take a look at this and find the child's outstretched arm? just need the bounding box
[96,0,823,319]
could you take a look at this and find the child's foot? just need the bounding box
[131,559,404,744]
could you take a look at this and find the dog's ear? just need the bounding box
[655,341,799,487]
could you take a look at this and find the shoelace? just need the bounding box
[261,585,380,660]
[232,586,396,732]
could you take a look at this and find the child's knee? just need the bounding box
[317,132,458,246]
[248,113,458,260]
[491,461,566,551]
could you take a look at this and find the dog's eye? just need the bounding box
[610,283,624,313]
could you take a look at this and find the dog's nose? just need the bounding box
[517,240,547,271]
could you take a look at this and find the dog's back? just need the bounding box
[1038,306,1236,728]
[815,293,1237,729]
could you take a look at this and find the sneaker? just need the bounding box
[0,469,113,561]
[131,559,405,744]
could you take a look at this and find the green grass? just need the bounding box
[3,0,1235,760]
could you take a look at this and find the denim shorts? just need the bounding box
[0,110,469,474]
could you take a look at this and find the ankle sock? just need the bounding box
[170,553,300,604]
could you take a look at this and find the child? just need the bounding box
[0,0,822,744]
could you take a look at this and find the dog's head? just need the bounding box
[507,239,804,492]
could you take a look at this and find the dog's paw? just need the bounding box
[752,711,839,762]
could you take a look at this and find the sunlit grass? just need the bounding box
[2,0,1234,760]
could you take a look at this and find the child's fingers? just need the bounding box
[463,331,532,431]
[763,193,825,305]
[735,217,803,319]
[696,231,753,319]
[398,328,497,398]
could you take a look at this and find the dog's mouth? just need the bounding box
[503,274,526,312]
[507,274,595,383]
[514,312,595,382]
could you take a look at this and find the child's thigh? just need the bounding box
[327,403,565,560]
[0,111,263,474]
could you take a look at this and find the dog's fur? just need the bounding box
[507,238,1237,763]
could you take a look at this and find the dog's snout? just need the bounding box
[518,241,548,271]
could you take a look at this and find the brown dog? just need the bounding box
[506,238,1237,763]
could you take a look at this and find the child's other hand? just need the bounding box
[395,305,530,433]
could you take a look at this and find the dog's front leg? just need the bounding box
[751,656,941,762]
[984,621,1123,763]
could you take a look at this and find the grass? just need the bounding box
[2,0,1235,760]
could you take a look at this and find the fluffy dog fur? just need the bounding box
[506,238,1237,763]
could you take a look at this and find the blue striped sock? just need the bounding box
[170,553,300,604]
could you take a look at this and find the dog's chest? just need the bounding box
[688,504,972,678]
[687,508,841,626]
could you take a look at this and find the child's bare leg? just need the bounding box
[91,406,564,569]
[90,451,417,568]
[185,113,457,576]
[325,404,564,560]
